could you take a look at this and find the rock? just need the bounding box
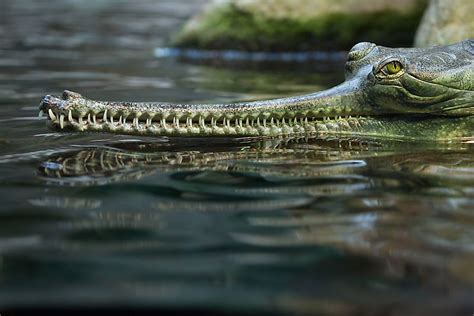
[174,0,427,51]
[414,0,474,47]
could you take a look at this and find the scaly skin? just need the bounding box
[39,40,474,141]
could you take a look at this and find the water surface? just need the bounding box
[1,1,473,315]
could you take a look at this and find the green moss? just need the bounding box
[174,2,427,51]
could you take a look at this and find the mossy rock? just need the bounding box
[174,0,427,51]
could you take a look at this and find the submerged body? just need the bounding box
[39,40,474,141]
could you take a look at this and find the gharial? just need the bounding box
[39,40,474,141]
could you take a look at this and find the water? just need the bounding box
[1,1,473,315]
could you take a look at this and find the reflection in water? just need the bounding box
[38,138,375,186]
[30,137,474,314]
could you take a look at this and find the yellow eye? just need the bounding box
[384,61,403,75]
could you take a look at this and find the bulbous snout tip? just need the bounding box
[39,94,61,111]
[38,93,70,119]
[39,90,83,112]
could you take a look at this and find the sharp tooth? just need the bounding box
[134,117,139,128]
[87,113,92,124]
[48,109,56,120]
[103,109,108,122]
[93,114,97,124]
[119,115,123,125]
[38,110,43,118]
[68,110,73,121]
[59,114,65,129]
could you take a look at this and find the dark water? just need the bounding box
[1,1,473,315]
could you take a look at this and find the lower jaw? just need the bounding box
[47,117,369,137]
[46,115,473,141]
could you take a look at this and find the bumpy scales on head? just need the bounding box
[39,40,474,141]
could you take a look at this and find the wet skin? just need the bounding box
[39,40,474,141]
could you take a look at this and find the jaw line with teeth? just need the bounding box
[38,78,379,137]
[40,105,373,137]
[37,92,474,141]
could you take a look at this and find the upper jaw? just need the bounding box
[39,94,67,114]
[37,84,373,137]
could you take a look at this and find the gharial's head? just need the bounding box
[344,39,474,116]
[38,40,473,139]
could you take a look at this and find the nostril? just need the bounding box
[39,95,53,110]
[38,94,65,112]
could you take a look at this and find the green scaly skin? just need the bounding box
[39,40,474,141]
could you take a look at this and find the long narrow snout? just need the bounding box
[38,79,370,137]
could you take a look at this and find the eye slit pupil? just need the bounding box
[376,60,403,77]
[383,61,402,75]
